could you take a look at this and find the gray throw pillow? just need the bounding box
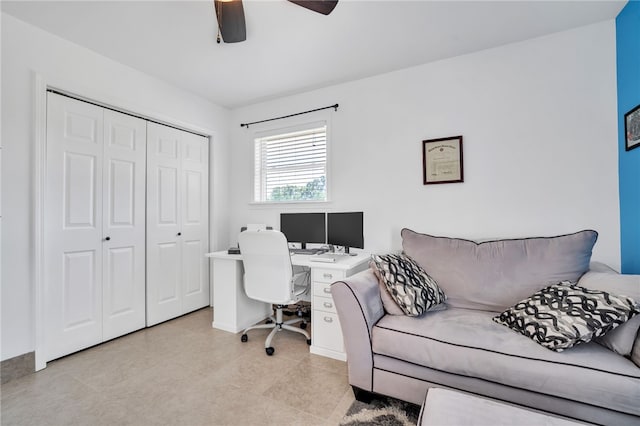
[493,281,640,352]
[401,229,598,312]
[577,271,640,357]
[632,333,640,368]
[370,254,446,317]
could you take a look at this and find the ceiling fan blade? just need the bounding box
[288,0,338,16]
[214,0,246,43]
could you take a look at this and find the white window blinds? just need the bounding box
[254,124,327,202]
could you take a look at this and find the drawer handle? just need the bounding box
[323,273,333,279]
[323,302,333,309]
[323,288,332,294]
[324,316,333,323]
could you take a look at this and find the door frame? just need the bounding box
[33,73,215,370]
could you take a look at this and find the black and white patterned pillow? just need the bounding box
[493,281,640,352]
[370,253,446,317]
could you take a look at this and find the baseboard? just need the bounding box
[1,352,35,384]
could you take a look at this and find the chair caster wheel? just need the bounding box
[241,334,248,342]
[265,319,273,324]
[300,322,307,330]
[266,347,275,356]
[306,339,311,345]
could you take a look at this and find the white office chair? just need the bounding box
[238,230,311,356]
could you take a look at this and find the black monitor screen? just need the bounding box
[327,212,364,251]
[280,213,326,248]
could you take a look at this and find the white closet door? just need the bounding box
[180,132,209,312]
[146,123,183,325]
[45,93,104,361]
[146,123,209,325]
[102,110,147,340]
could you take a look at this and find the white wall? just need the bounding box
[229,21,620,267]
[1,14,231,361]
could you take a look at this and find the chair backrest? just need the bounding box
[238,230,294,304]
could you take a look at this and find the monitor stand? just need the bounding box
[342,246,357,256]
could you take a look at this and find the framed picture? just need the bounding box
[625,104,640,151]
[422,136,464,184]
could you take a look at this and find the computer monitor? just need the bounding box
[280,213,326,249]
[327,212,364,254]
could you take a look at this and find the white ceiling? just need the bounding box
[2,0,625,109]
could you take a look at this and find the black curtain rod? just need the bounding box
[240,104,339,128]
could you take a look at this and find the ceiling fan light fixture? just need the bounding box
[214,0,247,43]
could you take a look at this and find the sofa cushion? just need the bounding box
[577,271,640,357]
[401,229,597,312]
[493,281,640,352]
[370,253,446,316]
[372,308,640,416]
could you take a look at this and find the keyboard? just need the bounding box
[290,248,322,255]
[310,253,343,263]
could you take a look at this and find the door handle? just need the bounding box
[177,232,182,236]
[104,236,111,241]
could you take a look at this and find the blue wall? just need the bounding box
[617,0,640,274]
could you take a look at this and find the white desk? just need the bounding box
[206,251,369,361]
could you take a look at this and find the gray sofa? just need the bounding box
[331,229,640,425]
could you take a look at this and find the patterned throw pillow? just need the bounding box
[369,261,406,315]
[370,253,446,317]
[493,281,640,352]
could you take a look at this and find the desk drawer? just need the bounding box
[313,295,337,314]
[312,311,344,353]
[312,268,345,284]
[313,281,335,298]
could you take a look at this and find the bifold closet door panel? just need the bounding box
[180,132,209,313]
[146,123,183,326]
[102,109,147,340]
[44,93,104,361]
[44,93,148,361]
[146,122,210,325]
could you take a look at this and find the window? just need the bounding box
[254,123,327,203]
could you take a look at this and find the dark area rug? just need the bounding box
[340,395,421,426]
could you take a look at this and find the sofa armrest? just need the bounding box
[331,269,385,392]
[588,261,618,273]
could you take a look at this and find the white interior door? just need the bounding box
[45,93,104,361]
[102,110,147,340]
[180,132,209,312]
[146,122,183,325]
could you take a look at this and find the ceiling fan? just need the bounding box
[214,0,339,43]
